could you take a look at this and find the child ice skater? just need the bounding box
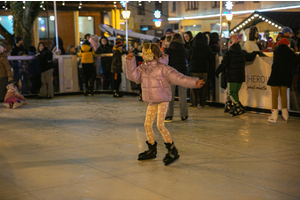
[4,80,26,108]
[126,43,204,165]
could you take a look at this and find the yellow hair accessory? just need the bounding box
[144,43,154,62]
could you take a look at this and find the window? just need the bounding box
[186,1,198,11]
[79,16,94,39]
[211,1,225,8]
[137,2,145,15]
[38,16,55,39]
[185,25,201,36]
[155,1,162,14]
[171,2,176,13]
[0,15,14,39]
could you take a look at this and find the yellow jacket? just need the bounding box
[78,44,95,63]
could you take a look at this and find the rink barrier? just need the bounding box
[6,54,300,116]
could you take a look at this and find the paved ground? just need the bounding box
[0,94,299,200]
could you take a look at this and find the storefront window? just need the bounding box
[38,16,55,40]
[0,15,14,39]
[79,16,94,40]
[185,25,201,36]
[211,23,229,38]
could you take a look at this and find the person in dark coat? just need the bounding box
[10,37,28,84]
[111,40,124,98]
[36,42,54,99]
[96,36,113,90]
[208,32,221,101]
[215,34,259,116]
[267,38,300,123]
[164,33,189,122]
[183,31,193,50]
[187,32,215,108]
[27,46,41,94]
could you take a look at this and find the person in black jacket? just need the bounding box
[188,32,215,108]
[215,34,259,116]
[111,40,124,98]
[36,42,54,99]
[267,38,300,123]
[164,33,189,122]
[10,37,28,84]
[96,36,113,90]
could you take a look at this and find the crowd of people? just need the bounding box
[0,26,299,125]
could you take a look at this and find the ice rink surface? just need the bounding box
[0,94,299,200]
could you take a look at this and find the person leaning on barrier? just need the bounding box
[215,34,260,117]
[36,42,54,99]
[0,45,13,103]
[96,36,113,90]
[79,39,95,96]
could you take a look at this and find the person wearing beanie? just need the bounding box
[215,33,260,116]
[161,28,173,53]
[281,27,298,52]
[111,40,124,97]
[267,38,300,123]
[0,45,13,103]
[78,39,95,96]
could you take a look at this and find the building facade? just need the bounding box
[168,1,300,37]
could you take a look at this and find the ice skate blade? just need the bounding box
[164,155,180,166]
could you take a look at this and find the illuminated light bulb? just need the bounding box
[278,26,282,29]
[251,16,254,19]
[231,31,234,34]
[40,5,43,8]
[8,15,13,20]
[242,23,245,26]
[237,27,240,30]
[268,21,271,24]
[78,5,81,9]
[265,19,268,22]
[272,23,274,25]
[262,17,265,20]
[248,19,251,21]
[50,16,55,21]
[62,2,65,6]
[259,16,262,18]
[43,7,45,10]
[275,24,278,27]
[38,17,42,21]
[88,16,92,21]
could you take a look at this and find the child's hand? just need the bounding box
[126,53,134,60]
[196,79,205,88]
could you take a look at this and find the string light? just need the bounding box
[62,1,65,6]
[78,1,82,9]
[23,1,25,9]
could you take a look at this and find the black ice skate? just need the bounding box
[163,142,180,166]
[138,141,157,160]
[224,101,232,113]
[231,103,246,117]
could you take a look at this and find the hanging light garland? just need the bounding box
[78,1,82,9]
[231,13,282,34]
[62,1,65,6]
[23,1,25,9]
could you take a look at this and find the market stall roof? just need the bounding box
[230,11,300,33]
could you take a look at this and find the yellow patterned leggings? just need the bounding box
[144,102,172,145]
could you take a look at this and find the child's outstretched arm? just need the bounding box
[126,53,141,84]
[16,92,26,101]
[163,65,202,89]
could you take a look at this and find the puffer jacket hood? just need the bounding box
[83,40,91,46]
[81,43,92,51]
[192,32,207,48]
[99,36,109,45]
[229,43,242,53]
[209,33,219,45]
[126,56,199,103]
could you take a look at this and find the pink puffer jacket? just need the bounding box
[126,56,199,103]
